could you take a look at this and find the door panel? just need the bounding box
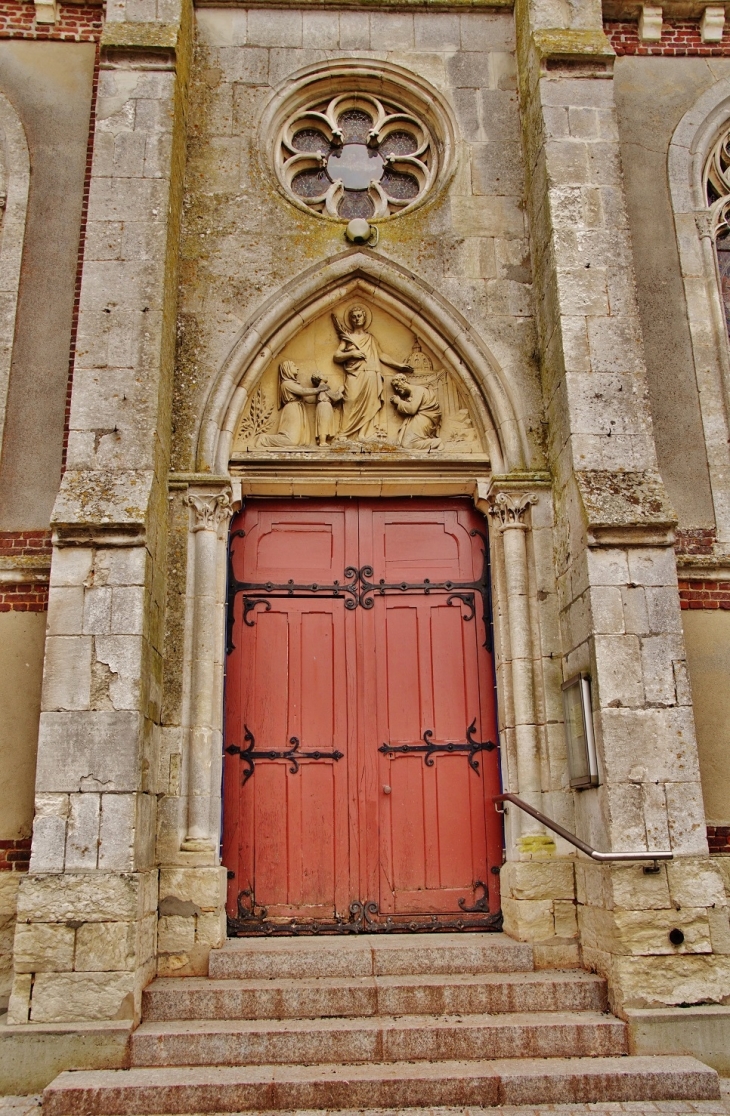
[224,498,502,928]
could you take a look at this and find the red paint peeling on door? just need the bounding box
[223,499,502,926]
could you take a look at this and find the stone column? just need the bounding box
[514,0,730,1008]
[182,488,232,852]
[7,0,193,1025]
[487,491,543,838]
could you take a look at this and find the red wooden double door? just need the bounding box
[223,498,502,928]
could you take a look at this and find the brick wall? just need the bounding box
[0,839,30,872]
[675,528,716,556]
[708,827,730,853]
[679,580,730,610]
[0,0,101,41]
[0,531,52,612]
[605,18,730,55]
[0,531,52,558]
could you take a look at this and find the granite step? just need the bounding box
[41,1056,720,1115]
[207,933,534,981]
[130,1011,626,1067]
[142,971,608,1022]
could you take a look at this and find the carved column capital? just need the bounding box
[487,491,538,531]
[694,210,714,240]
[185,490,233,533]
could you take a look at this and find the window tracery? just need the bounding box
[705,130,730,335]
[277,92,435,221]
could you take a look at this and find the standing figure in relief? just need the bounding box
[255,361,318,448]
[390,374,442,451]
[311,374,344,446]
[332,304,412,441]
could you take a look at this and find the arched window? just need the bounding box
[705,130,730,335]
[0,94,30,458]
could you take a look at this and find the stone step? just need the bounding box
[130,1011,626,1067]
[142,970,608,1021]
[208,933,534,981]
[41,1056,720,1114]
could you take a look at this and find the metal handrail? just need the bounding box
[494,793,673,867]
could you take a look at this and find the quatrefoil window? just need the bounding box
[279,94,435,221]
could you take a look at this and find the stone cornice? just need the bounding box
[676,555,730,579]
[168,473,233,490]
[195,0,512,8]
[0,555,51,585]
[100,21,180,69]
[575,470,677,548]
[51,469,154,547]
[602,0,723,20]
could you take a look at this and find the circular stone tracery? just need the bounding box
[280,96,434,221]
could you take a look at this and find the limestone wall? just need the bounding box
[613,56,728,532]
[173,7,542,475]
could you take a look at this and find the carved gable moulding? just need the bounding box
[261,60,457,224]
[231,292,487,461]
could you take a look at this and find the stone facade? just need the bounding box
[3,0,730,1088]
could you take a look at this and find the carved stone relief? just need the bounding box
[232,301,484,457]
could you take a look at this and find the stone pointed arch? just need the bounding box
[0,92,30,458]
[197,250,529,476]
[669,80,730,543]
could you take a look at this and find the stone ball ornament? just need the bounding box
[263,63,456,224]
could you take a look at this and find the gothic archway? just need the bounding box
[196,249,530,477]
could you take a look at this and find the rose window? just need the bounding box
[278,94,435,221]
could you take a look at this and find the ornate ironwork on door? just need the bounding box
[379,719,496,773]
[226,726,344,784]
[228,888,504,936]
[227,526,493,654]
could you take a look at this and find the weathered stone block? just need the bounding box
[35,711,144,793]
[610,953,730,1009]
[554,899,579,937]
[50,548,93,588]
[709,907,730,955]
[14,923,75,973]
[302,11,339,48]
[593,633,644,708]
[0,873,20,931]
[7,974,31,1024]
[607,863,671,912]
[47,587,85,636]
[501,859,575,900]
[247,9,301,46]
[17,872,146,923]
[582,904,711,955]
[414,11,460,49]
[195,909,226,948]
[75,921,135,971]
[157,914,195,953]
[158,866,226,912]
[713,856,730,897]
[30,971,136,1023]
[502,897,555,941]
[97,793,136,871]
[65,793,101,869]
[666,859,727,910]
[41,636,92,712]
